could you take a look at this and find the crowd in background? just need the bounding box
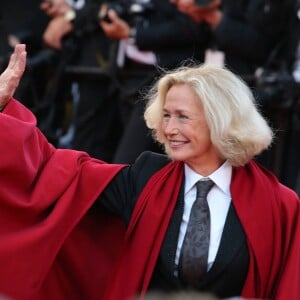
[0,0,299,195]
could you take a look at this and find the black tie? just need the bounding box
[179,179,214,286]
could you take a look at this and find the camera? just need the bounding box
[254,67,300,106]
[99,0,154,25]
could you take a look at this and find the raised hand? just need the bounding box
[0,44,27,107]
[40,0,70,18]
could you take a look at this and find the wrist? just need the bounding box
[209,10,222,29]
[128,27,137,44]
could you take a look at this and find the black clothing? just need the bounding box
[62,0,122,161]
[112,0,210,163]
[99,151,249,298]
[210,0,296,75]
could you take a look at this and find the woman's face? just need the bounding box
[162,83,222,174]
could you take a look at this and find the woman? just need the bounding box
[0,44,299,300]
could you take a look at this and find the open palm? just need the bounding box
[0,44,27,107]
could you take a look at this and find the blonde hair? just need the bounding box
[144,64,274,166]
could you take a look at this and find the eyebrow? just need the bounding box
[163,108,191,115]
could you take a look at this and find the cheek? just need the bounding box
[159,123,167,137]
[157,123,168,142]
[190,126,211,145]
[161,122,166,132]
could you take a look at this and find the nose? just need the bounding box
[164,116,179,135]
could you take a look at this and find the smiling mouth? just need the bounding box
[169,141,187,147]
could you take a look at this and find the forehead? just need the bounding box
[164,84,203,110]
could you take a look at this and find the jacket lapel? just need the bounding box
[159,181,185,279]
[156,183,247,288]
[199,203,246,286]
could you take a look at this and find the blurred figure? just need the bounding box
[99,0,209,163]
[171,0,295,75]
[135,291,218,300]
[0,0,52,110]
[275,0,300,195]
[41,0,122,161]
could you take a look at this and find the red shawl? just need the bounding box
[0,99,126,300]
[104,157,300,300]
[1,99,299,300]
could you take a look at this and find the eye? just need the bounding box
[163,112,170,119]
[179,113,189,120]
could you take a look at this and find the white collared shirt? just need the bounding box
[117,40,157,67]
[175,161,232,271]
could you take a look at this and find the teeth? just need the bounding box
[170,141,185,146]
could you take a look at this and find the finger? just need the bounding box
[15,48,27,75]
[108,9,120,22]
[9,44,26,71]
[7,44,26,83]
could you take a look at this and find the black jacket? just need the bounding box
[99,151,249,298]
[210,0,296,75]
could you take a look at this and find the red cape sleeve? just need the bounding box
[0,99,126,300]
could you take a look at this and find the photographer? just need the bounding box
[171,0,296,76]
[99,0,210,163]
[40,0,122,161]
[0,0,52,111]
[255,0,300,195]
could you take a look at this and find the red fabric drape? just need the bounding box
[103,160,184,300]
[103,159,299,300]
[0,99,126,300]
[1,99,299,300]
[231,163,300,299]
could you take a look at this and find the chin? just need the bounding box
[165,146,188,162]
[168,151,188,162]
